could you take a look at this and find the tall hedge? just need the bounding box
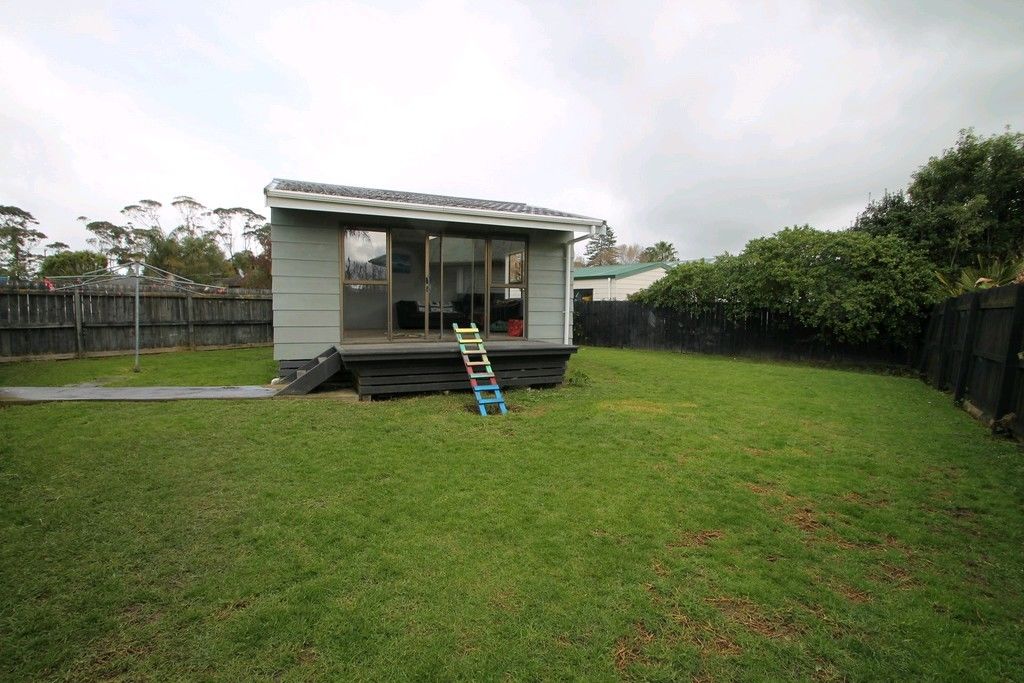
[632,226,938,347]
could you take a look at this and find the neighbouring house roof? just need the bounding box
[264,179,605,231]
[572,262,673,280]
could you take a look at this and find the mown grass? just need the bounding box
[0,346,276,387]
[1,347,1022,680]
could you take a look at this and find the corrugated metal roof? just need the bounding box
[266,179,601,221]
[572,262,673,280]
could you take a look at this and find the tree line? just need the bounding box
[0,197,271,288]
[579,229,678,267]
[633,128,1024,348]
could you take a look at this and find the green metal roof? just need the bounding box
[572,262,672,280]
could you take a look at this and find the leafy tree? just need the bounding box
[584,226,619,266]
[0,206,47,279]
[39,250,107,277]
[121,199,163,234]
[237,221,271,287]
[83,219,144,264]
[211,207,266,259]
[45,241,70,254]
[642,241,677,262]
[634,226,938,347]
[618,243,645,264]
[141,232,233,283]
[854,128,1024,273]
[171,195,208,238]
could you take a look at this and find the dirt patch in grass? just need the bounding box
[613,622,655,670]
[833,583,873,604]
[786,507,822,533]
[489,589,521,612]
[214,598,251,620]
[946,506,978,519]
[652,560,670,577]
[120,602,162,626]
[744,446,769,456]
[670,610,743,656]
[872,562,918,590]
[668,529,724,548]
[744,482,797,503]
[296,644,318,665]
[707,597,802,640]
[841,491,890,507]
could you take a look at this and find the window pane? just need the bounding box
[343,283,387,340]
[491,240,526,285]
[391,229,427,339]
[490,287,524,338]
[344,229,387,281]
[445,237,486,334]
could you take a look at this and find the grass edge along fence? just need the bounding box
[919,282,1024,438]
[0,286,272,362]
[573,300,916,368]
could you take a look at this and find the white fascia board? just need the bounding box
[265,189,602,233]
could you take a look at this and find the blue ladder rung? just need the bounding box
[473,384,500,391]
[478,397,506,405]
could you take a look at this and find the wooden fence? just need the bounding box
[573,300,917,367]
[0,287,273,361]
[919,283,1024,434]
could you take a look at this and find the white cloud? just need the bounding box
[0,0,1021,259]
[0,35,269,247]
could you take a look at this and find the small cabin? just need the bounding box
[572,263,673,302]
[265,180,607,397]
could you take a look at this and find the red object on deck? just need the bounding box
[507,318,523,337]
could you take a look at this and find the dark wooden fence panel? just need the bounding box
[919,283,1024,435]
[0,287,272,361]
[574,300,915,366]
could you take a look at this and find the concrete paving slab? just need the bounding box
[0,386,279,403]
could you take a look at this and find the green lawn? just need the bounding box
[0,347,276,387]
[1,347,1022,681]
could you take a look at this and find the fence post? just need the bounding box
[994,284,1024,419]
[186,293,196,351]
[953,293,980,402]
[73,290,84,358]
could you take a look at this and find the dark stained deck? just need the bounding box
[279,341,577,398]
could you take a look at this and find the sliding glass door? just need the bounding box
[341,228,526,342]
[442,236,486,338]
[390,228,428,340]
[489,239,526,339]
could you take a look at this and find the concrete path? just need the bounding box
[0,385,279,403]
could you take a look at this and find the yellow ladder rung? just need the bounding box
[454,327,479,334]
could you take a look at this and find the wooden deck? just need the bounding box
[279,341,577,398]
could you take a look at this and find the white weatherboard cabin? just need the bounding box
[265,180,607,398]
[572,263,673,302]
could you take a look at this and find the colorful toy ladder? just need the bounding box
[452,323,508,416]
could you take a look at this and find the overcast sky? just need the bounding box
[2,0,1022,258]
